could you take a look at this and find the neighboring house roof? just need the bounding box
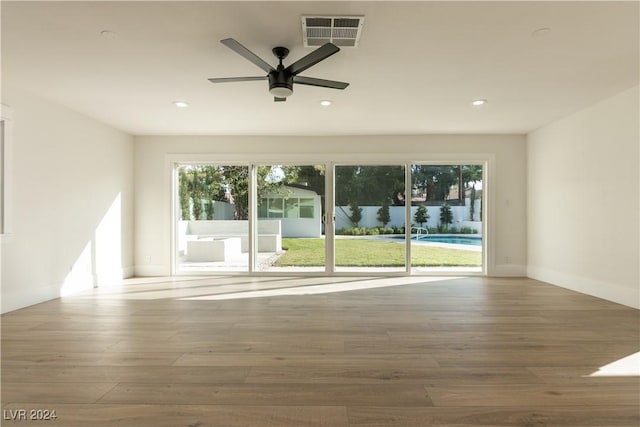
[264,184,320,197]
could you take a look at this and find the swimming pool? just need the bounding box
[392,235,482,246]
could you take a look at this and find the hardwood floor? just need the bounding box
[1,276,639,426]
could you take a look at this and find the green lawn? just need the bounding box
[276,238,481,267]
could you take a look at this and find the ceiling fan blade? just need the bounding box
[208,76,267,83]
[274,97,287,102]
[220,38,274,74]
[294,76,349,90]
[285,43,340,76]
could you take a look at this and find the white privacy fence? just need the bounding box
[335,200,482,234]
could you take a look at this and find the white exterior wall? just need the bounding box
[135,135,526,277]
[1,88,134,313]
[335,202,482,232]
[264,186,322,238]
[527,86,639,308]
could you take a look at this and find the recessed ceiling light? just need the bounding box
[173,101,189,108]
[471,99,487,107]
[99,30,118,40]
[320,100,332,107]
[532,27,551,39]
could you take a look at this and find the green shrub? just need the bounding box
[377,200,391,229]
[349,201,363,227]
[392,226,405,234]
[414,205,429,227]
[439,203,453,231]
[459,226,475,234]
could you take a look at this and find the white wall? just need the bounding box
[134,135,526,276]
[527,86,639,308]
[264,186,322,238]
[335,202,482,232]
[1,88,134,313]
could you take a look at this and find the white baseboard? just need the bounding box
[2,266,137,313]
[122,265,135,278]
[134,264,171,277]
[527,266,640,309]
[490,264,527,277]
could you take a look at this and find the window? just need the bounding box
[267,198,283,218]
[299,198,314,218]
[284,198,298,218]
[259,197,315,219]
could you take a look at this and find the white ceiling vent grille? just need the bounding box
[302,15,365,48]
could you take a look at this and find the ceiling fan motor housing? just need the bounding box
[268,71,294,97]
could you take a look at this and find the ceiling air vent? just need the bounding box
[302,15,365,48]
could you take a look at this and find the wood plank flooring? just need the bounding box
[1,276,639,426]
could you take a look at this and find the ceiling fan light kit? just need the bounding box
[208,38,349,102]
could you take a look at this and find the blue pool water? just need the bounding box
[417,236,482,246]
[392,235,482,246]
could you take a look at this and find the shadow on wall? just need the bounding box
[60,193,125,296]
[1,187,130,313]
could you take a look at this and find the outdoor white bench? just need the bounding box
[186,237,242,262]
[185,220,282,254]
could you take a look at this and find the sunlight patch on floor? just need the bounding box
[179,276,461,301]
[588,352,640,377]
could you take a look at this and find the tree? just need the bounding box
[411,165,458,203]
[335,165,405,206]
[414,204,429,227]
[192,196,202,220]
[281,165,325,196]
[377,199,391,229]
[178,165,227,221]
[223,166,250,220]
[178,168,191,220]
[439,203,453,230]
[462,165,482,221]
[348,201,362,227]
[469,187,477,221]
[335,166,364,206]
[205,201,214,220]
[178,165,292,221]
[461,165,483,190]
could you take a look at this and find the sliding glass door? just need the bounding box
[256,164,326,272]
[173,161,485,275]
[410,164,484,273]
[175,164,249,273]
[334,165,407,273]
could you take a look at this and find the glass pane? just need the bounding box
[258,198,268,218]
[257,165,326,272]
[284,198,298,218]
[410,164,483,273]
[268,198,284,218]
[334,165,406,272]
[299,198,314,219]
[175,164,249,273]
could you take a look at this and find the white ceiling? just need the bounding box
[2,1,638,136]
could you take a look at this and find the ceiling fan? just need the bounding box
[208,38,349,102]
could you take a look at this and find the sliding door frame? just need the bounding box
[331,161,409,275]
[168,153,492,277]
